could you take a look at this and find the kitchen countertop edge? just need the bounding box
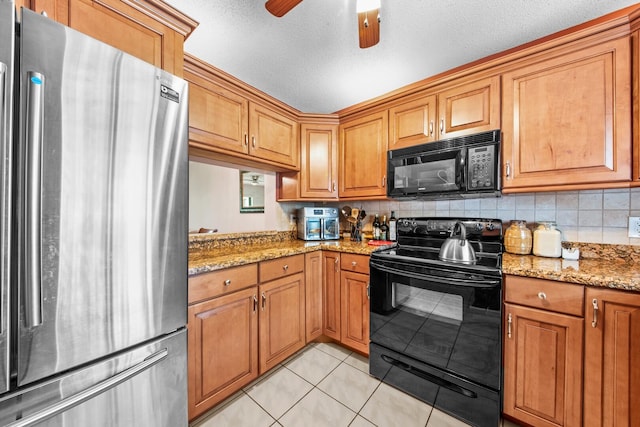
[188,240,395,276]
[503,253,640,292]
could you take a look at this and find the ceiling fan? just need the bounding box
[264,0,381,48]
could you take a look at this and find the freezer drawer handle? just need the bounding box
[5,348,168,427]
[24,71,45,328]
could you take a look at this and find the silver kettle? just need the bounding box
[438,222,477,264]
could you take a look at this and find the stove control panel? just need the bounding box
[397,217,503,239]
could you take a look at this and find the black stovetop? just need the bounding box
[372,217,503,273]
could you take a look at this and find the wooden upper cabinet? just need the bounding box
[583,287,640,427]
[249,102,299,169]
[438,75,500,138]
[388,76,500,150]
[339,111,388,199]
[502,36,631,191]
[388,94,437,149]
[299,123,338,198]
[21,0,197,76]
[184,56,299,171]
[187,78,249,155]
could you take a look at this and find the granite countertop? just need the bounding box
[189,232,639,292]
[503,242,640,292]
[188,232,395,276]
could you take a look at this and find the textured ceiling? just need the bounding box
[165,0,640,114]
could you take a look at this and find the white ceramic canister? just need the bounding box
[532,221,562,258]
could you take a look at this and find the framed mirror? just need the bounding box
[240,171,265,213]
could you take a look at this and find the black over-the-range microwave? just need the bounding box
[387,129,501,200]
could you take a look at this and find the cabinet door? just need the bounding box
[339,111,388,198]
[502,38,631,190]
[340,270,369,355]
[62,0,185,75]
[388,94,437,149]
[503,303,583,427]
[304,252,323,343]
[187,287,258,420]
[322,252,341,340]
[438,75,500,138]
[584,288,640,427]
[300,123,338,198]
[249,103,299,169]
[186,77,249,155]
[259,272,306,373]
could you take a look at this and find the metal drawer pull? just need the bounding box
[351,261,357,266]
[224,279,231,286]
[261,292,266,310]
[537,292,546,300]
[253,295,258,312]
[591,298,599,327]
[507,313,512,339]
[283,264,288,271]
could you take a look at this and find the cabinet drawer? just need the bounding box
[259,254,305,283]
[504,275,584,316]
[340,253,369,275]
[188,264,258,304]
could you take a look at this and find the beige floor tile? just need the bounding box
[279,388,356,427]
[343,352,370,374]
[244,366,313,419]
[193,392,274,427]
[317,363,380,412]
[313,342,352,361]
[348,415,376,427]
[359,382,432,427]
[284,346,342,385]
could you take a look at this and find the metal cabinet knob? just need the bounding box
[537,292,546,300]
[224,279,231,286]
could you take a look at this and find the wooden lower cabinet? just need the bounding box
[322,251,341,340]
[584,288,640,427]
[340,270,370,355]
[503,303,583,427]
[258,272,306,373]
[304,252,323,342]
[503,275,584,427]
[187,287,258,420]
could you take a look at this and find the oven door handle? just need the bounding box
[370,261,500,288]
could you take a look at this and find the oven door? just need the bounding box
[369,257,502,426]
[369,257,502,389]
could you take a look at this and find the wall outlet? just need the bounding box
[629,217,640,238]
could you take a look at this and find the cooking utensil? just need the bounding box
[438,222,476,264]
[341,205,352,218]
[351,208,359,220]
[358,209,366,220]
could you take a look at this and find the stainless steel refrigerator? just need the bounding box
[0,2,189,425]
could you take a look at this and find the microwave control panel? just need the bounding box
[467,145,495,189]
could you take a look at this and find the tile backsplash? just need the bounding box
[348,188,640,245]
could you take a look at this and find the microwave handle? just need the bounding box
[459,150,467,189]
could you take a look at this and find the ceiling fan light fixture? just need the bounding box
[357,0,380,48]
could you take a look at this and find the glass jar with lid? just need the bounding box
[532,221,562,258]
[504,220,532,255]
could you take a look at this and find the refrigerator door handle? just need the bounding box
[24,71,44,328]
[0,61,7,334]
[5,348,169,427]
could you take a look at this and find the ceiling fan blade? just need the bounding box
[265,0,303,17]
[358,9,380,48]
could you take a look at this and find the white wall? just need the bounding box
[189,161,299,233]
